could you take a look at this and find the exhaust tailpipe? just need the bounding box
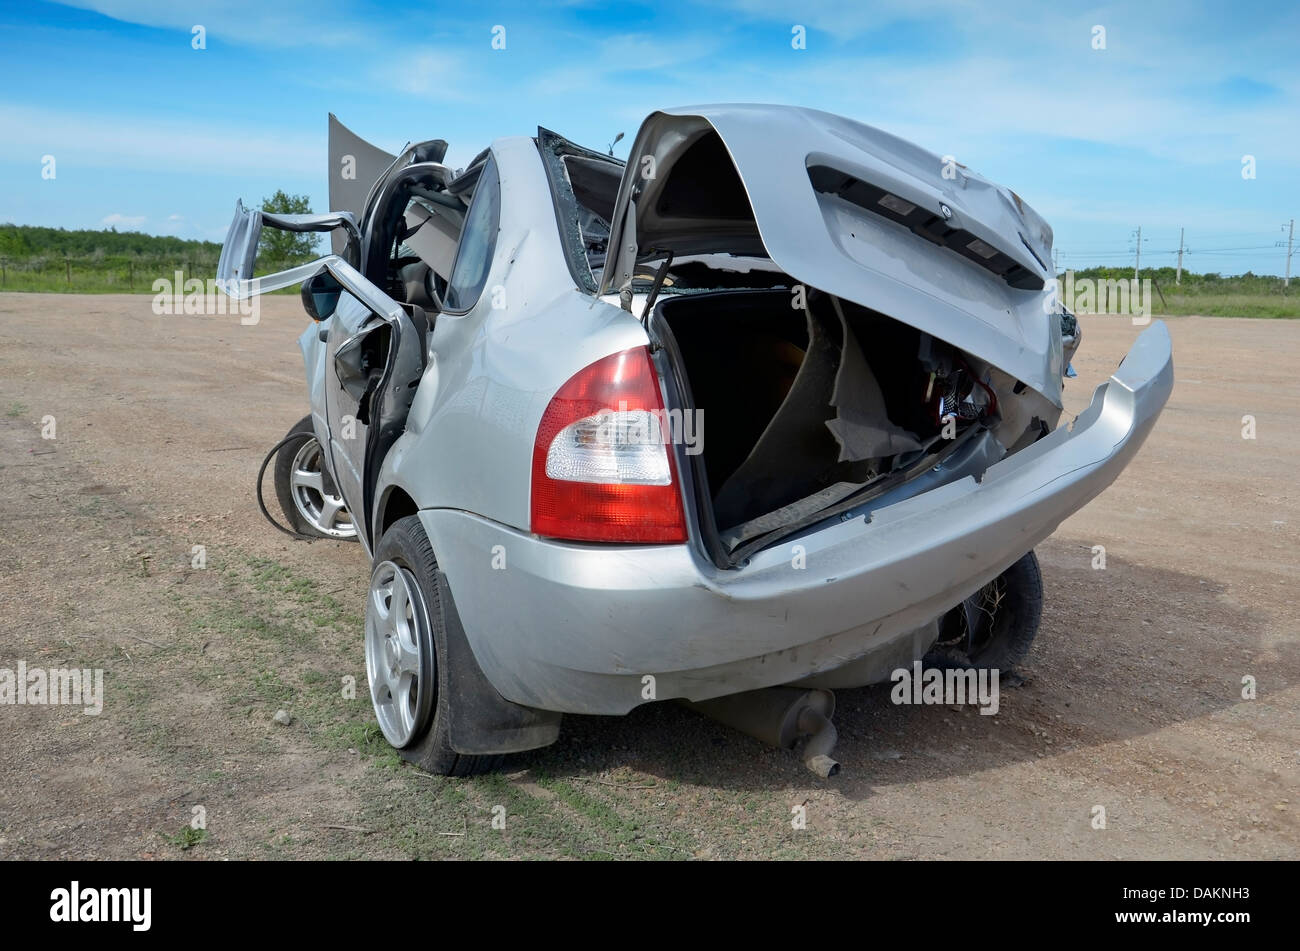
[685,686,840,777]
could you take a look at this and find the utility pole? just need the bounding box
[1176,228,1184,285]
[1133,225,1141,281]
[1286,219,1294,288]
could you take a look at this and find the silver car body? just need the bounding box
[220,105,1174,718]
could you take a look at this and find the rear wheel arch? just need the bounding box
[926,549,1044,671]
[366,515,560,774]
[377,485,419,538]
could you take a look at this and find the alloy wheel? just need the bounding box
[364,560,434,747]
[289,437,356,539]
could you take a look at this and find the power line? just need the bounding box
[1054,224,1296,277]
[1183,245,1277,252]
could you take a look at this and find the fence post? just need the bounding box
[128,261,134,291]
[65,258,71,286]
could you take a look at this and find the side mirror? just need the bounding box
[301,268,343,321]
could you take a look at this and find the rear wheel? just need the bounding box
[926,550,1043,671]
[273,416,357,540]
[365,515,503,776]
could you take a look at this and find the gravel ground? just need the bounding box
[0,292,1295,860]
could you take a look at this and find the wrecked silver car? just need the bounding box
[219,104,1173,776]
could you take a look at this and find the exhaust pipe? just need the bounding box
[685,686,840,777]
[796,705,840,779]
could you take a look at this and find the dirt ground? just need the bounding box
[0,292,1295,860]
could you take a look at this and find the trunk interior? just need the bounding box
[654,288,996,563]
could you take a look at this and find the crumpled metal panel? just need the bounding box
[601,104,1063,404]
[327,113,396,255]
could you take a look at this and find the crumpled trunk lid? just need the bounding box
[599,104,1064,404]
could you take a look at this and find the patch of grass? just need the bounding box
[271,833,294,851]
[75,496,106,517]
[251,667,295,705]
[5,401,25,418]
[327,721,402,769]
[0,220,319,295]
[347,777,477,860]
[1058,267,1300,319]
[197,603,310,647]
[1159,293,1300,319]
[116,678,153,710]
[162,826,208,851]
[239,556,352,631]
[180,553,377,772]
[536,776,691,859]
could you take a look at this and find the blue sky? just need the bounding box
[1,0,1297,275]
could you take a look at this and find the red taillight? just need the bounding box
[531,346,687,543]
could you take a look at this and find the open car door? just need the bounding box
[217,201,426,554]
[320,282,425,552]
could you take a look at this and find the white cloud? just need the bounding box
[49,0,364,48]
[591,35,1299,177]
[371,48,468,100]
[531,32,721,97]
[101,213,146,227]
[157,213,187,235]
[721,0,985,36]
[687,0,1300,172]
[0,102,320,176]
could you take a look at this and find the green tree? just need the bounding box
[259,190,319,262]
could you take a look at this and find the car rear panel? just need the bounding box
[419,323,1174,715]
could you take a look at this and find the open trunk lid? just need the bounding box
[599,104,1064,405]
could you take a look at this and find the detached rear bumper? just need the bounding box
[420,322,1174,715]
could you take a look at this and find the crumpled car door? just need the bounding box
[216,200,425,550]
[323,291,425,550]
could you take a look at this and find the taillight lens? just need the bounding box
[531,346,687,543]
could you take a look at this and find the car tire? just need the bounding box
[926,549,1044,671]
[273,416,357,540]
[366,515,503,777]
